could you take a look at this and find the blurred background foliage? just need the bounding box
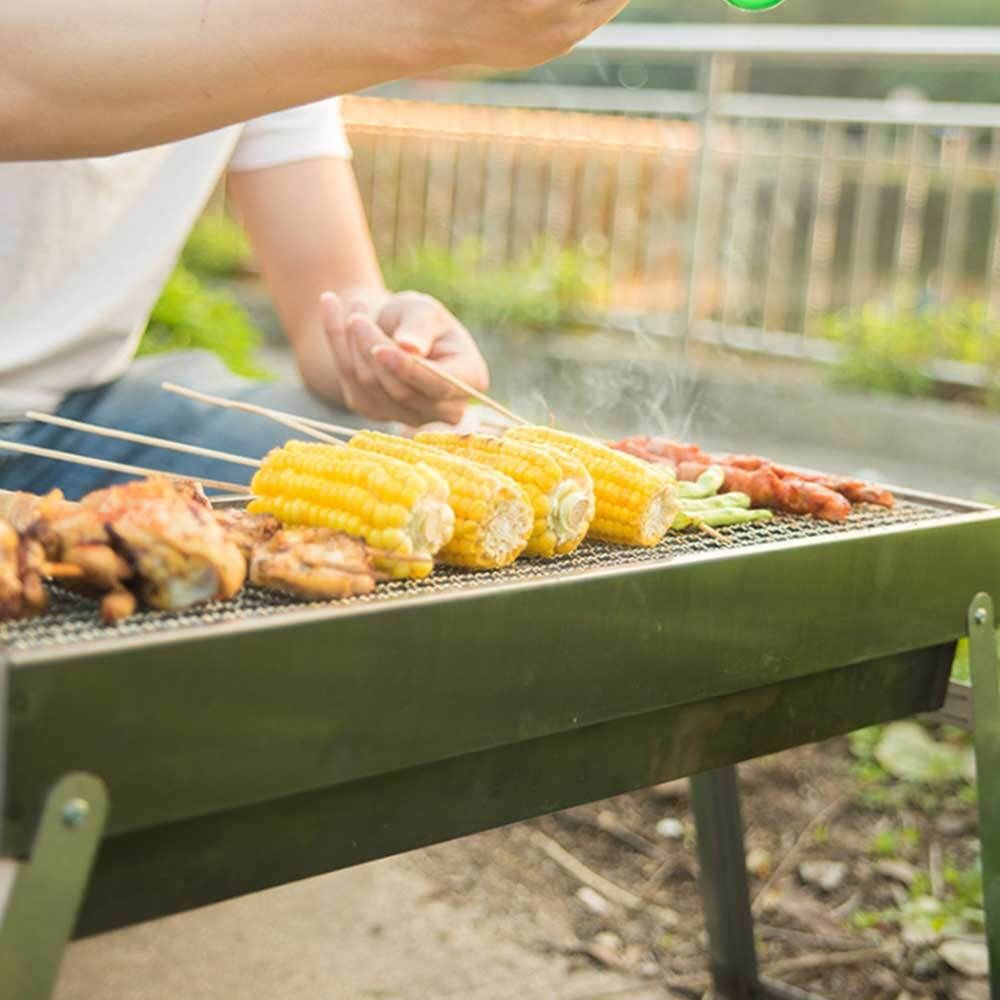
[140,214,270,379]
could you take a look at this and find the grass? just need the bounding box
[383,240,605,334]
[818,300,1000,405]
[848,721,984,940]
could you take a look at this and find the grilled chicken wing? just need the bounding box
[82,478,246,609]
[249,527,375,600]
[213,508,280,562]
[0,518,49,620]
[0,489,134,617]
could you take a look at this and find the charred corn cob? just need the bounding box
[414,432,594,557]
[506,427,677,547]
[348,431,533,569]
[248,442,454,579]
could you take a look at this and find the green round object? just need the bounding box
[723,0,785,9]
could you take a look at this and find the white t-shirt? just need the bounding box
[0,98,351,418]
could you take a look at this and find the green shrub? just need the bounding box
[818,301,1000,402]
[383,241,605,333]
[180,213,253,278]
[139,265,272,380]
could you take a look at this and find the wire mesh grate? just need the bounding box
[0,499,958,652]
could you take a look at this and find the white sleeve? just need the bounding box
[227,96,351,172]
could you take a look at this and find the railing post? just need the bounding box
[683,53,732,354]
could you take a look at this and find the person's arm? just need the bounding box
[1,0,627,161]
[228,155,488,425]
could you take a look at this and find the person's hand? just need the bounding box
[321,289,489,426]
[439,0,629,69]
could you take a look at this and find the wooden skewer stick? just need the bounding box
[26,411,262,469]
[161,383,353,443]
[41,561,84,579]
[0,440,251,493]
[697,522,731,546]
[371,346,531,427]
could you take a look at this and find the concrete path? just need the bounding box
[54,846,672,1000]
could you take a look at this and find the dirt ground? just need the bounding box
[56,730,985,1000]
[412,733,984,1000]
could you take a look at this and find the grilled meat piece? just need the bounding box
[82,478,246,610]
[0,518,49,620]
[0,489,133,592]
[612,436,892,520]
[213,508,280,562]
[716,454,895,508]
[249,527,375,600]
[0,478,246,618]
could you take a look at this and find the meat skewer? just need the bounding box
[249,527,376,599]
[0,478,247,621]
[612,436,892,521]
[713,453,894,508]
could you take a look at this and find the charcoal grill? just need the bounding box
[2,488,1000,1000]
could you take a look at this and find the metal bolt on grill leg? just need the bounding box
[61,798,91,829]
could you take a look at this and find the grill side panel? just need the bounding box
[74,644,954,937]
[5,513,1000,856]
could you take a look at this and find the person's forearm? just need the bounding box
[2,0,628,161]
[1,0,442,160]
[228,158,385,405]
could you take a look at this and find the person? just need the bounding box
[0,0,627,498]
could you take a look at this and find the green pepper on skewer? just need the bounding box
[676,465,725,500]
[679,492,751,511]
[696,507,774,528]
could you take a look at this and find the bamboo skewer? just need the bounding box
[26,412,262,469]
[0,440,252,493]
[370,346,530,427]
[161,383,352,443]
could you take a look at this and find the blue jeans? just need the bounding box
[0,352,381,499]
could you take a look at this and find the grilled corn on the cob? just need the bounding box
[506,427,677,547]
[348,431,533,569]
[415,432,594,557]
[248,442,454,578]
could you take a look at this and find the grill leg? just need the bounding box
[690,766,760,1000]
[691,767,827,1000]
[0,772,108,1000]
[968,593,1000,1000]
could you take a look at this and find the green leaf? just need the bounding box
[140,265,272,381]
[874,722,974,785]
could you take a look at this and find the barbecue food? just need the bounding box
[82,478,247,610]
[248,442,455,578]
[715,454,895,508]
[414,432,595,557]
[611,437,887,522]
[347,431,534,570]
[213,508,281,561]
[677,461,850,522]
[249,527,376,599]
[0,518,50,619]
[505,427,678,547]
[0,488,136,619]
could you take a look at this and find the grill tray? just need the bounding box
[0,496,963,653]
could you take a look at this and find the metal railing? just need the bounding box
[357,25,1000,370]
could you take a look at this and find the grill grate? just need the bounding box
[0,499,957,651]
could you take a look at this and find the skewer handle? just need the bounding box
[371,348,530,427]
[0,440,251,494]
[26,411,261,469]
[161,383,353,443]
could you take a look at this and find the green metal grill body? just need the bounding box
[2,491,999,966]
